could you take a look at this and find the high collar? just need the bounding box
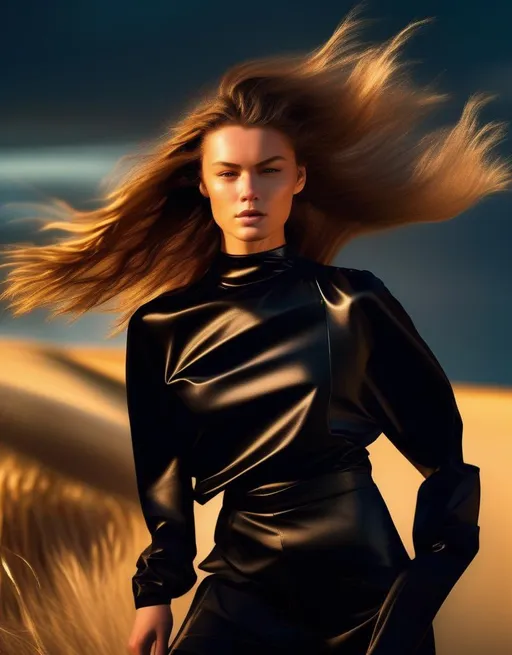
[211,243,298,288]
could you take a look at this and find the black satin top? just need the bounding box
[125,243,480,611]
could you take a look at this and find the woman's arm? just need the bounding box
[125,309,198,610]
[356,271,480,653]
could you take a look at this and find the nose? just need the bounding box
[240,189,259,203]
[239,175,260,202]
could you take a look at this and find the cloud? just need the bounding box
[0,143,138,186]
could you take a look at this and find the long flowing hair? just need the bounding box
[0,7,510,338]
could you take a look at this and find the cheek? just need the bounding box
[207,183,237,226]
[210,181,237,202]
[271,181,296,205]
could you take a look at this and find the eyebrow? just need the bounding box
[211,155,287,168]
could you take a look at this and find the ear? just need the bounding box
[294,165,306,194]
[199,179,209,198]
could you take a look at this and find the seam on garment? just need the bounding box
[272,513,288,588]
[272,514,285,552]
[169,577,212,651]
[313,269,333,438]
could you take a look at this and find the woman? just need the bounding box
[0,8,509,655]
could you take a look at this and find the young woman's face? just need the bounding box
[199,125,306,254]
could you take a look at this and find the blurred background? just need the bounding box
[0,1,510,654]
[2,0,512,385]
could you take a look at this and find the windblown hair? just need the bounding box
[0,7,510,338]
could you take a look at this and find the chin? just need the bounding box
[234,230,269,239]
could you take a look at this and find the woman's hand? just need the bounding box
[127,604,174,655]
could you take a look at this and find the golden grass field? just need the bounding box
[0,339,510,654]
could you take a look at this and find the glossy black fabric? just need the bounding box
[125,243,480,653]
[169,469,438,654]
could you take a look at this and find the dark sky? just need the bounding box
[3,0,511,146]
[1,1,511,386]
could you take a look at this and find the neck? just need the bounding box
[212,242,297,288]
[219,238,287,256]
[220,242,287,257]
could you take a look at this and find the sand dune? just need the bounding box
[0,338,510,654]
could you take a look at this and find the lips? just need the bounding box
[236,211,264,217]
[236,214,264,225]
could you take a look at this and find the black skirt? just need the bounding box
[168,468,436,654]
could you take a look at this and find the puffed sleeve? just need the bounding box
[125,308,198,609]
[355,271,481,654]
